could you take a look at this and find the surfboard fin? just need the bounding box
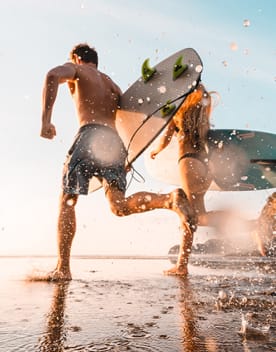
[173,55,188,80]
[161,100,176,117]
[142,58,156,82]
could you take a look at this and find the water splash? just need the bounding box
[239,313,270,339]
[243,19,250,27]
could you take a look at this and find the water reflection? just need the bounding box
[178,278,219,352]
[38,282,69,352]
[32,258,275,351]
[178,278,199,351]
[177,259,275,352]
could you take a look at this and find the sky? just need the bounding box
[0,0,275,256]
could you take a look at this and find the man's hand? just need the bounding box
[40,123,57,139]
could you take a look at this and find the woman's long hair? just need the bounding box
[174,84,213,150]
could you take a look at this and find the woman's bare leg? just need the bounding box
[164,222,194,276]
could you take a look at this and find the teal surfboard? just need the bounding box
[145,129,276,191]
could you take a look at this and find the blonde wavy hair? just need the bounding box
[174,84,218,149]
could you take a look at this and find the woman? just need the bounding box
[150,84,264,275]
[151,83,216,227]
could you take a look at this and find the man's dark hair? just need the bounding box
[70,43,98,67]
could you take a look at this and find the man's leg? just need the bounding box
[105,184,196,275]
[105,185,195,227]
[47,192,78,281]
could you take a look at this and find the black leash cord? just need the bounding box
[125,90,192,167]
[124,90,194,188]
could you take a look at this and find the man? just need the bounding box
[40,43,195,280]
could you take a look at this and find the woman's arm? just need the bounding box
[150,119,176,159]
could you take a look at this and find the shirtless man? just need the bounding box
[40,43,195,280]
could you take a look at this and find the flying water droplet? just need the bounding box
[195,65,203,73]
[158,86,166,94]
[230,42,238,51]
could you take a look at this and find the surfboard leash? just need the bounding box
[125,89,196,188]
[125,89,195,165]
[125,166,146,191]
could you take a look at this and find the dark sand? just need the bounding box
[0,255,275,352]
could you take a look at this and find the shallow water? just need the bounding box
[0,256,275,351]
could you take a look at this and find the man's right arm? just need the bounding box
[41,63,77,139]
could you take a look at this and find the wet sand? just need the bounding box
[0,255,275,352]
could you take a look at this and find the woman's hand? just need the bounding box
[150,150,159,159]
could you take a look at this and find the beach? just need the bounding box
[0,255,275,352]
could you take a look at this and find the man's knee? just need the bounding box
[105,185,129,216]
[61,193,78,207]
[109,202,128,217]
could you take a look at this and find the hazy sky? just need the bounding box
[0,0,275,256]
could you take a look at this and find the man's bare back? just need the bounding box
[41,59,121,139]
[67,63,121,128]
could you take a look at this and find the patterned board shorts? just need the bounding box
[63,124,128,195]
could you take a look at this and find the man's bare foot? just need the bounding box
[47,269,72,281]
[163,265,188,277]
[26,269,72,282]
[170,189,196,230]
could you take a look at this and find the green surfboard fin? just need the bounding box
[142,58,156,82]
[173,55,188,80]
[161,100,176,117]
